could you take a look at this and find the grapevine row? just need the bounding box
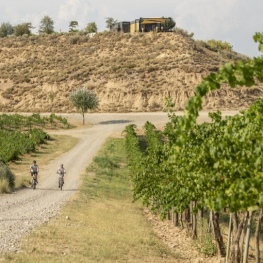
[124,34,263,263]
[0,113,69,163]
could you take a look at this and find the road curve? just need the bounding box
[0,111,238,253]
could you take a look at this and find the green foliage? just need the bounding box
[14,23,32,36]
[0,113,69,130]
[253,32,263,53]
[0,22,14,37]
[69,87,99,124]
[124,32,263,257]
[105,17,118,30]
[39,15,55,34]
[0,128,48,163]
[87,138,128,181]
[85,22,98,33]
[0,162,15,189]
[69,21,78,32]
[164,17,176,31]
[0,113,69,163]
[203,39,233,52]
[174,27,194,38]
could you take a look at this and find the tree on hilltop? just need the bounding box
[164,17,176,31]
[69,87,99,125]
[39,15,55,34]
[14,23,33,36]
[105,17,118,31]
[85,22,98,33]
[69,21,78,32]
[0,22,14,37]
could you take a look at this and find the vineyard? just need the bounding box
[124,34,263,263]
[0,113,70,192]
[0,113,69,163]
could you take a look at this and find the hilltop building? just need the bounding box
[112,17,175,33]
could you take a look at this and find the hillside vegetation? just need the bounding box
[0,31,261,113]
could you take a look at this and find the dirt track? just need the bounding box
[0,111,238,253]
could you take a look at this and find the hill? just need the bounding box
[0,31,262,113]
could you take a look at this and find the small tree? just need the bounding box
[69,87,99,124]
[164,17,176,31]
[14,22,32,36]
[69,21,78,32]
[105,17,118,31]
[39,15,54,34]
[85,22,97,33]
[0,22,14,37]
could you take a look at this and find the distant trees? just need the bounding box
[85,22,98,33]
[206,39,233,52]
[198,39,233,52]
[105,17,118,31]
[0,22,14,37]
[69,87,99,125]
[69,21,78,32]
[14,23,33,36]
[39,15,54,34]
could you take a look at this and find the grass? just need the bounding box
[1,138,178,263]
[8,134,79,189]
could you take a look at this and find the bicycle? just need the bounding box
[31,172,38,190]
[58,173,64,190]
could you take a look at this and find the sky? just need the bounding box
[0,0,262,58]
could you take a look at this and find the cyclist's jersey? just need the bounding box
[30,164,38,173]
[57,167,65,175]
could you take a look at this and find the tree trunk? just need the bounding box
[82,111,85,125]
[180,213,184,228]
[174,212,179,226]
[256,208,263,263]
[229,212,247,263]
[211,211,225,256]
[192,201,197,239]
[167,210,171,220]
[184,207,191,233]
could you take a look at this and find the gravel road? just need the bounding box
[0,111,238,253]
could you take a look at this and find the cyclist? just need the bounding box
[30,160,39,185]
[57,164,66,187]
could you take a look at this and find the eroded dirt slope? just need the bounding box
[0,32,261,113]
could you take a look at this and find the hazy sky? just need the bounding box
[0,0,262,57]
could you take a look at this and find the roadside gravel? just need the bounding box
[0,111,238,254]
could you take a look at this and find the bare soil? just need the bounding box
[0,32,261,113]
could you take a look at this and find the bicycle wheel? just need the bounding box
[59,179,63,190]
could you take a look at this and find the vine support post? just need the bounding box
[243,211,252,263]
[226,213,232,263]
[255,208,263,263]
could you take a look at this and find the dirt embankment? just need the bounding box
[0,32,261,113]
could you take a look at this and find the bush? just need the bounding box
[0,179,10,193]
[69,36,80,44]
[0,162,15,189]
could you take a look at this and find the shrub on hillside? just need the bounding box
[0,162,15,189]
[69,35,80,44]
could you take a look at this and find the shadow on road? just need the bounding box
[98,120,131,125]
[26,187,78,192]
